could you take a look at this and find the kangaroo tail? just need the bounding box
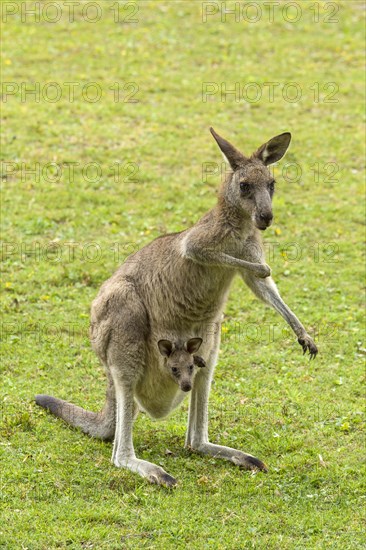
[35,393,116,441]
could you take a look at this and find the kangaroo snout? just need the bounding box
[256,212,273,230]
[180,381,192,392]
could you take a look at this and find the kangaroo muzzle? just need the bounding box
[180,381,192,392]
[256,211,273,230]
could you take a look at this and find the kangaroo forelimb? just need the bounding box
[183,240,271,278]
[241,272,318,359]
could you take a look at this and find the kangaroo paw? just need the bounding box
[298,335,318,359]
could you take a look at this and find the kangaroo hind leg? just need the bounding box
[109,357,177,488]
[106,294,178,487]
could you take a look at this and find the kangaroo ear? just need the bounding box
[210,127,247,170]
[186,337,203,354]
[158,340,173,357]
[193,355,206,368]
[253,132,291,166]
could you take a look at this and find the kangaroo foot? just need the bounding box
[189,442,267,472]
[113,456,178,488]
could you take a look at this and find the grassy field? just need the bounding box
[1,1,365,548]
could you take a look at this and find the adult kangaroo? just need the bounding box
[36,128,318,487]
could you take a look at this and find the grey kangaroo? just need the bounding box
[36,127,318,487]
[157,337,206,393]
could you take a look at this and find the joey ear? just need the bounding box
[193,355,206,368]
[210,127,248,170]
[254,132,291,166]
[186,337,203,354]
[158,339,173,357]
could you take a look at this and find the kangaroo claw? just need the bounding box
[298,335,318,359]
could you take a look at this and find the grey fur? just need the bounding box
[36,128,317,487]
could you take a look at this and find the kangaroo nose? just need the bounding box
[259,213,273,224]
[181,383,192,392]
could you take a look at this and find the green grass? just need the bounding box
[1,1,365,548]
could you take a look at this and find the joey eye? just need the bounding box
[268,181,275,194]
[240,182,250,194]
[188,365,194,373]
[172,367,178,375]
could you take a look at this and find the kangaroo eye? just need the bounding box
[172,367,178,375]
[240,182,250,194]
[189,365,194,372]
